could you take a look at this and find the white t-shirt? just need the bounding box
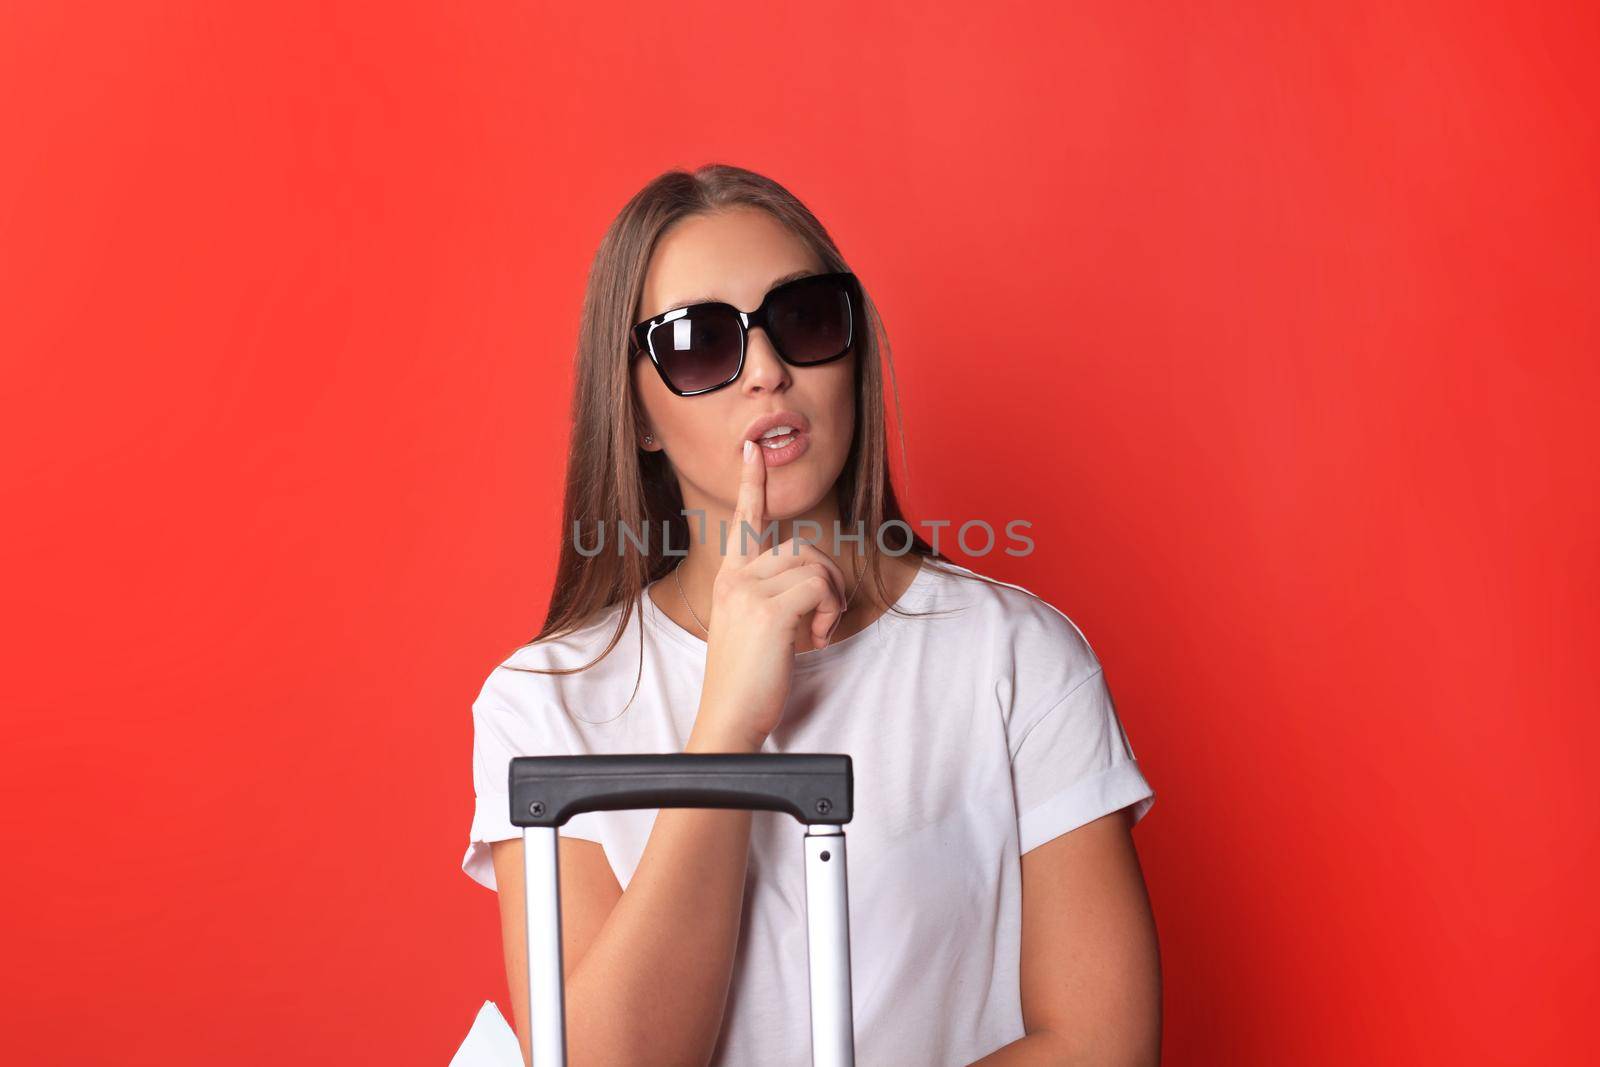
[463,557,1155,1066]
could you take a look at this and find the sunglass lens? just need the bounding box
[649,310,741,393]
[768,276,853,364]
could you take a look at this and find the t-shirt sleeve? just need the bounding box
[1006,610,1155,854]
[463,684,609,893]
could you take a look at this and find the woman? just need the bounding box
[464,163,1162,1065]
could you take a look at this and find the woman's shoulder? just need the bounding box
[472,597,642,716]
[910,557,1104,684]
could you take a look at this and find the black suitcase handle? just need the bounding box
[509,752,854,828]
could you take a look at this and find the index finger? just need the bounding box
[726,438,769,568]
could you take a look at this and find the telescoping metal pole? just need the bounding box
[804,823,855,1066]
[522,824,566,1066]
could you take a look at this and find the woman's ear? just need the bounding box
[629,389,659,452]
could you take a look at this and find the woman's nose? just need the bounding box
[739,327,791,394]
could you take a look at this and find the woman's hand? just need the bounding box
[694,439,849,749]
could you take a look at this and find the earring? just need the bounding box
[642,433,654,446]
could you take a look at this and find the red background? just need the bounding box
[4,2,1595,1063]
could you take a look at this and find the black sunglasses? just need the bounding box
[629,271,861,397]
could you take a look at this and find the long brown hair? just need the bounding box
[501,163,992,684]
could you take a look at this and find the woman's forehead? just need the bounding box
[639,210,820,320]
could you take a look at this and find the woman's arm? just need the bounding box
[490,718,761,1067]
[970,807,1162,1065]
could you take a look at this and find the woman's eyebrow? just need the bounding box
[657,269,819,316]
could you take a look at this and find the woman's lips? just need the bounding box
[754,428,810,467]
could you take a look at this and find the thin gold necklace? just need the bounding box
[673,555,870,642]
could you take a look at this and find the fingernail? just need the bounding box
[743,440,755,462]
